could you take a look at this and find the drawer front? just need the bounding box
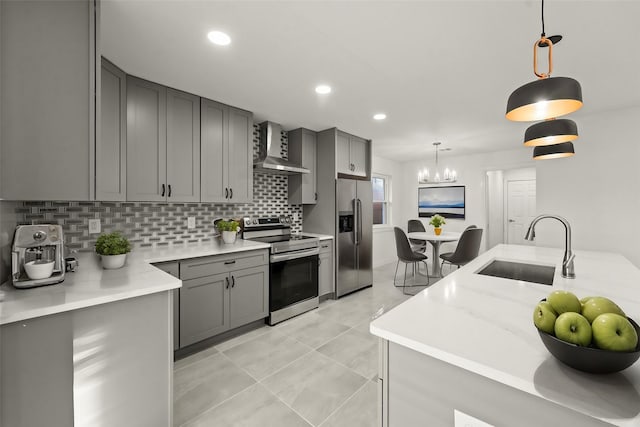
[179,249,268,280]
[319,240,333,254]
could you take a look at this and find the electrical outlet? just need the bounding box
[187,216,196,229]
[88,219,101,234]
[293,212,300,221]
[454,410,494,427]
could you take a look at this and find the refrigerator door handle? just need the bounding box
[357,198,363,245]
[353,198,359,245]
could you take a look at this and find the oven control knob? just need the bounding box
[253,219,258,224]
[33,230,47,242]
[286,217,291,223]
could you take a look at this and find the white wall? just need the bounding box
[536,107,640,268]
[398,148,534,253]
[372,155,404,267]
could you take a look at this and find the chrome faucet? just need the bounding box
[524,214,575,279]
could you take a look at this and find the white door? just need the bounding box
[506,179,536,245]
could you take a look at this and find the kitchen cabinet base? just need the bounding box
[174,318,266,361]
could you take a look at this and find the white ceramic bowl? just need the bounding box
[24,260,55,280]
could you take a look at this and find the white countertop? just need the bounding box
[370,244,640,426]
[0,238,270,326]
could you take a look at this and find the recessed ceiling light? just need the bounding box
[373,113,387,120]
[315,85,331,95]
[207,31,231,46]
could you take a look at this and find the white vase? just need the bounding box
[101,253,127,269]
[222,231,237,244]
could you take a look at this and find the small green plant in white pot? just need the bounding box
[95,231,131,269]
[428,214,446,235]
[217,219,241,244]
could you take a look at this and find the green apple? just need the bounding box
[592,313,638,352]
[547,290,581,315]
[554,312,592,346]
[581,297,626,324]
[533,301,557,334]
[580,296,596,310]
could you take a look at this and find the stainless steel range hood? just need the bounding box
[254,121,310,175]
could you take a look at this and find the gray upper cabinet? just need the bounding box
[0,0,96,200]
[201,98,253,203]
[126,77,167,202]
[288,128,317,204]
[336,132,352,176]
[97,58,127,201]
[349,136,368,177]
[166,88,200,202]
[126,76,200,202]
[336,131,369,178]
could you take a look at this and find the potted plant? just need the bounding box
[95,231,132,269]
[428,214,446,235]
[216,219,241,244]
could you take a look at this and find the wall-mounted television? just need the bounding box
[418,185,465,219]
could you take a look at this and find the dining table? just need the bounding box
[407,231,462,277]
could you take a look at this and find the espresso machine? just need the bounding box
[11,224,66,288]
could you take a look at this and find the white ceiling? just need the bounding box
[101,0,640,163]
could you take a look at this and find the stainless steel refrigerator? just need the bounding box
[336,178,373,297]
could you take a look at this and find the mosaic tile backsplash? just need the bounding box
[13,124,304,252]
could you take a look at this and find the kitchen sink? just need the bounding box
[475,260,556,286]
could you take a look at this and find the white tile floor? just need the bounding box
[173,262,438,426]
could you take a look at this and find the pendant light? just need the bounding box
[418,142,457,184]
[524,118,578,146]
[533,141,575,160]
[506,0,583,122]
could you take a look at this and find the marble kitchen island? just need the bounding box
[0,238,270,427]
[370,244,640,427]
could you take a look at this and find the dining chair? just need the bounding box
[439,228,483,276]
[393,227,429,295]
[407,219,427,253]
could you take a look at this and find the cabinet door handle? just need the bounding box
[161,184,166,197]
[315,192,318,201]
[225,277,229,289]
[225,188,229,199]
[321,244,329,249]
[224,260,236,265]
[231,276,235,288]
[229,188,233,199]
[318,258,322,266]
[168,184,172,198]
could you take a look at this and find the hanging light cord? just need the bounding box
[541,0,546,38]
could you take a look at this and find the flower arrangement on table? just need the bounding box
[428,214,446,235]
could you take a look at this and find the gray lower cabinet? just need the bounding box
[1,0,96,200]
[318,239,334,297]
[288,128,317,204]
[178,250,269,348]
[201,98,253,203]
[180,273,229,347]
[97,58,127,201]
[126,76,200,202]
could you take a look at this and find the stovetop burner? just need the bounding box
[242,216,319,254]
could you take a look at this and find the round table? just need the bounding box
[407,231,461,277]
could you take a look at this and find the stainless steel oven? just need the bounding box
[243,217,320,325]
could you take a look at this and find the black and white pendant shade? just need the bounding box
[533,141,575,160]
[506,77,583,122]
[524,118,578,147]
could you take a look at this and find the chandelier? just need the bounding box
[418,142,457,184]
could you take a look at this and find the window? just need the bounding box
[372,174,391,225]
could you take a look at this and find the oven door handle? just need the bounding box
[270,248,319,263]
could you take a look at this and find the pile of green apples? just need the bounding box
[533,290,638,352]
